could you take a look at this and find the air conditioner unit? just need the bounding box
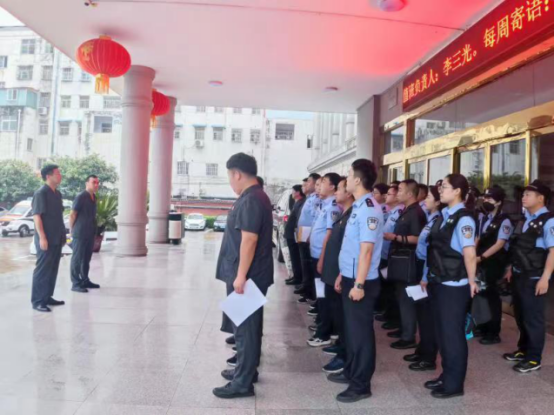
[38,107,48,116]
[195,139,204,148]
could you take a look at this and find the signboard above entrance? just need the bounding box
[402,0,554,111]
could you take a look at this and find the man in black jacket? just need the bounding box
[285,184,306,286]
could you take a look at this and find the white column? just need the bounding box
[148,96,177,244]
[115,66,155,257]
[356,96,379,160]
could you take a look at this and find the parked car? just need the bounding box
[272,189,294,264]
[1,201,33,237]
[184,213,206,231]
[214,215,227,231]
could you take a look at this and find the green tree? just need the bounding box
[51,154,118,201]
[0,160,42,208]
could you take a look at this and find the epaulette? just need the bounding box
[365,198,374,207]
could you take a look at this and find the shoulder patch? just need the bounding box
[503,225,511,235]
[332,200,337,206]
[461,225,474,239]
[331,211,340,222]
[550,227,554,237]
[382,206,387,213]
[365,198,374,207]
[367,217,379,231]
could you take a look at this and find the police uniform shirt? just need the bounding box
[310,196,343,259]
[216,184,274,290]
[339,193,384,280]
[298,193,321,228]
[381,204,405,260]
[438,202,476,287]
[518,207,554,280]
[481,213,513,250]
[32,185,65,245]
[416,211,440,283]
[382,204,391,223]
[72,191,97,239]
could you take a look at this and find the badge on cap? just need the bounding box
[368,217,379,231]
[461,225,474,239]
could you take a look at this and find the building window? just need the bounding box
[213,127,224,141]
[44,43,54,54]
[7,89,18,101]
[275,123,294,140]
[250,129,261,143]
[215,107,224,113]
[81,72,91,82]
[42,66,53,81]
[0,82,5,89]
[94,116,113,133]
[459,149,485,191]
[27,138,33,152]
[196,106,206,113]
[39,119,48,135]
[252,108,261,115]
[206,163,218,176]
[62,67,73,82]
[231,129,242,143]
[385,126,405,154]
[17,66,33,81]
[492,140,526,201]
[0,56,7,68]
[103,96,121,109]
[233,108,242,114]
[20,39,36,54]
[195,127,206,141]
[79,96,90,109]
[0,113,18,131]
[428,155,451,186]
[37,158,46,170]
[510,141,521,155]
[59,121,70,136]
[61,95,71,108]
[174,129,181,139]
[408,161,426,184]
[177,161,189,175]
[39,92,51,107]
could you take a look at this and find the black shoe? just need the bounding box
[513,360,541,373]
[294,288,306,295]
[286,279,301,286]
[225,336,236,345]
[307,308,318,317]
[374,314,386,322]
[387,330,401,338]
[424,379,443,390]
[327,372,349,384]
[295,284,303,291]
[232,346,237,352]
[226,355,237,367]
[473,328,485,338]
[47,298,65,306]
[403,353,422,363]
[308,324,317,332]
[503,351,526,362]
[221,369,259,383]
[336,388,372,403]
[297,297,309,304]
[381,321,400,330]
[83,280,100,289]
[391,340,417,350]
[409,361,437,372]
[480,335,501,345]
[322,345,341,356]
[72,286,88,293]
[431,387,464,399]
[33,304,51,313]
[212,382,254,399]
[323,356,345,374]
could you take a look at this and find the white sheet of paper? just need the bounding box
[220,280,268,327]
[381,267,388,279]
[315,278,325,298]
[406,285,428,301]
[297,226,312,243]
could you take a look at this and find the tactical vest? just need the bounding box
[509,211,554,278]
[477,213,510,263]
[428,209,473,283]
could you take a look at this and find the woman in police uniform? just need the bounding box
[425,174,479,399]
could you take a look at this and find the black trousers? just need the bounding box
[226,280,268,391]
[286,238,303,282]
[379,259,399,322]
[328,282,346,360]
[70,237,94,288]
[415,296,438,363]
[480,285,503,337]
[431,283,470,393]
[395,282,417,341]
[513,274,546,362]
[299,242,314,299]
[31,242,62,307]
[342,278,380,394]
[312,257,332,339]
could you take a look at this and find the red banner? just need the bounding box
[402,0,554,110]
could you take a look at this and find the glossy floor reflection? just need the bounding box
[1,231,553,415]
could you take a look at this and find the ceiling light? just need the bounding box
[209,80,223,87]
[324,86,339,93]
[378,0,405,12]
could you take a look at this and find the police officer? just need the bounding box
[418,184,429,218]
[425,174,479,399]
[307,173,342,348]
[31,164,67,312]
[69,175,101,292]
[406,185,444,372]
[296,173,321,303]
[320,176,355,374]
[327,159,383,404]
[385,179,427,350]
[284,184,306,287]
[214,153,274,399]
[503,180,554,373]
[372,183,390,221]
[475,185,512,345]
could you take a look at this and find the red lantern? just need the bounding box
[151,89,170,128]
[76,35,131,94]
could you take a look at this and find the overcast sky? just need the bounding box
[0,7,23,26]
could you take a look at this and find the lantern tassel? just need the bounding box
[151,115,157,129]
[95,74,110,94]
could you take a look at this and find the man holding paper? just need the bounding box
[213,153,274,399]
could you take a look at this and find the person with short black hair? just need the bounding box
[418,184,429,217]
[31,164,66,312]
[256,176,265,188]
[213,153,274,399]
[373,183,390,220]
[390,180,401,187]
[284,185,306,287]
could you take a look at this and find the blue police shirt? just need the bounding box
[298,193,321,228]
[481,214,513,250]
[439,202,476,287]
[310,196,343,259]
[382,204,391,223]
[381,204,405,260]
[339,193,384,280]
[518,207,554,279]
[417,211,440,283]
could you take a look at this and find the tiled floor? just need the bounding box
[1,231,553,415]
